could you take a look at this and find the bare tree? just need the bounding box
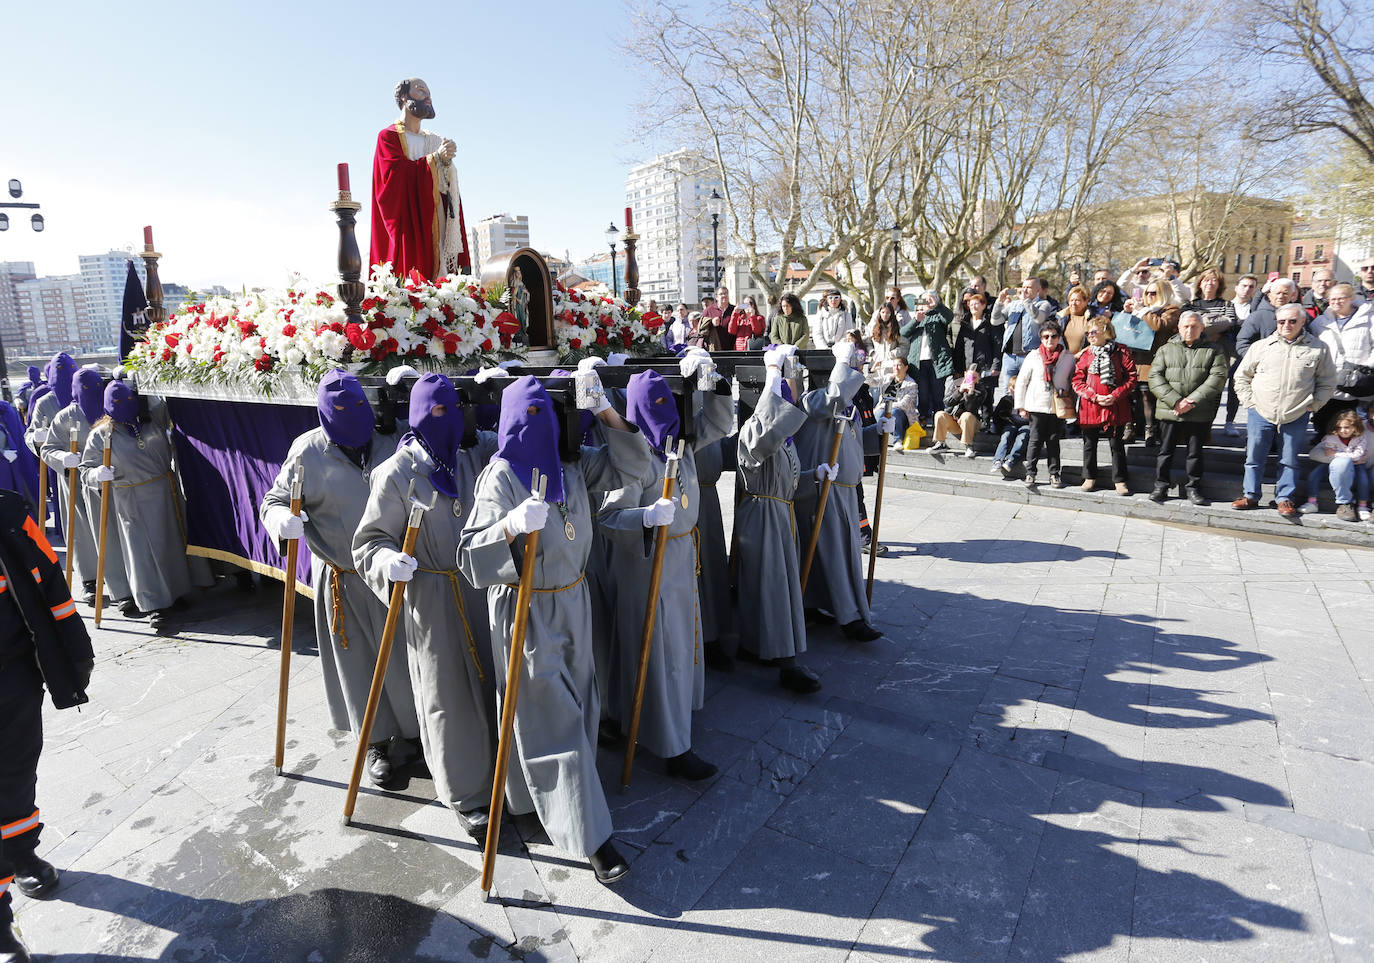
[1250,0,1374,165]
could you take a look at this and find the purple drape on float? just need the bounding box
[167,397,318,589]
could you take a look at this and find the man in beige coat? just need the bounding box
[1232,303,1337,517]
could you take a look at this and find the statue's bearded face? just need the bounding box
[404,79,435,119]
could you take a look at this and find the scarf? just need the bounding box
[1038,342,1063,384]
[1087,343,1117,389]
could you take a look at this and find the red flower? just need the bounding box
[442,334,460,354]
[254,354,273,372]
[412,344,428,357]
[164,333,180,348]
[620,330,633,347]
[493,311,521,335]
[481,338,493,352]
[595,330,609,346]
[345,323,377,352]
[407,268,425,287]
[640,311,664,330]
[281,323,297,337]
[499,332,512,347]
[570,337,583,349]
[213,347,225,363]
[237,320,257,336]
[160,348,173,362]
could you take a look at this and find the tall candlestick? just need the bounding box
[625,207,633,231]
[143,225,154,249]
[337,163,350,193]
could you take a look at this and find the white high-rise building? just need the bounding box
[468,214,531,275]
[625,149,723,307]
[0,262,36,354]
[15,276,89,354]
[79,251,146,350]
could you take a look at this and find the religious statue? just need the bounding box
[369,78,471,281]
[510,265,531,342]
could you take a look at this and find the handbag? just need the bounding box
[1053,393,1075,419]
[1113,311,1156,352]
[1336,362,1374,398]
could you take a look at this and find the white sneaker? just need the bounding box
[890,440,904,451]
[989,461,1004,474]
[1298,501,1319,514]
[1224,421,1239,437]
[1359,507,1372,522]
[963,448,977,459]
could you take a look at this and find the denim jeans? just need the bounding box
[998,353,1026,395]
[995,425,1030,464]
[1306,456,1371,504]
[916,361,942,423]
[1243,410,1309,500]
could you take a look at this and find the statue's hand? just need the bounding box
[438,139,456,162]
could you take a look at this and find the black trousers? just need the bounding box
[1082,425,1128,483]
[0,656,43,926]
[1025,412,1062,476]
[1155,421,1209,490]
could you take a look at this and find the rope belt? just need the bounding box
[118,472,188,547]
[831,481,857,489]
[417,567,485,682]
[503,571,588,595]
[328,566,356,650]
[744,493,797,538]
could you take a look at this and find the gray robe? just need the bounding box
[354,435,498,814]
[261,428,418,745]
[735,388,809,660]
[24,392,61,525]
[694,432,731,646]
[79,422,192,612]
[458,426,650,857]
[599,392,733,758]
[43,405,132,601]
[794,366,878,627]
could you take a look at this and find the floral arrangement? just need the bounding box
[124,264,664,390]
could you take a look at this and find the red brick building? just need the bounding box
[1289,216,1337,289]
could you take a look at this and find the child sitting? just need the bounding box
[880,356,920,450]
[989,384,1030,479]
[1300,409,1368,522]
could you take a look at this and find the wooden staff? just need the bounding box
[866,400,892,603]
[621,437,684,790]
[273,466,304,776]
[63,427,79,586]
[799,418,846,592]
[482,469,547,894]
[37,445,48,532]
[343,478,435,824]
[92,431,114,627]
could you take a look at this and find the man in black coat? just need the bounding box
[0,489,94,963]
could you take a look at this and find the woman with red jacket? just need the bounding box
[1072,315,1137,495]
[727,295,766,351]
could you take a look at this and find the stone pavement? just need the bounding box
[12,486,1374,962]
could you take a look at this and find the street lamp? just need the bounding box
[888,224,901,291]
[605,222,620,297]
[707,188,723,296]
[0,178,44,233]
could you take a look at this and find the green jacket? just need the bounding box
[900,303,956,377]
[1148,335,1228,423]
[769,311,810,348]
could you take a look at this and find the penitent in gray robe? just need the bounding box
[794,365,879,627]
[354,435,498,814]
[693,431,731,646]
[79,422,191,612]
[261,427,418,745]
[599,392,733,759]
[43,405,132,601]
[24,392,61,526]
[458,426,650,857]
[735,388,809,660]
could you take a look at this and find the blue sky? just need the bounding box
[1,0,670,289]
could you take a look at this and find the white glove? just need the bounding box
[576,356,607,372]
[777,343,798,356]
[815,463,839,482]
[606,352,629,366]
[642,497,676,528]
[763,346,787,370]
[832,340,859,370]
[33,428,49,445]
[2,450,17,464]
[113,365,128,381]
[474,366,511,384]
[504,496,549,536]
[498,359,525,371]
[382,550,417,583]
[876,415,896,434]
[60,451,80,469]
[765,369,784,397]
[264,506,308,541]
[95,466,115,483]
[386,364,421,385]
[575,369,611,414]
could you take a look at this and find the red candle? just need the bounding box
[625,206,633,231]
[143,225,153,248]
[337,163,350,193]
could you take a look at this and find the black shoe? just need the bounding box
[171,596,190,612]
[455,807,489,843]
[365,743,393,787]
[589,839,630,884]
[804,607,835,626]
[149,609,174,635]
[118,598,142,618]
[597,719,623,748]
[0,921,31,963]
[703,639,734,673]
[868,543,890,557]
[779,664,822,694]
[665,749,718,781]
[1149,487,1168,504]
[388,734,422,767]
[79,580,96,605]
[841,620,883,642]
[1144,430,1160,448]
[1186,488,1209,506]
[14,856,59,898]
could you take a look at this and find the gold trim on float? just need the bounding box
[186,545,315,601]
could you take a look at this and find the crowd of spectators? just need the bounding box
[664,253,1374,525]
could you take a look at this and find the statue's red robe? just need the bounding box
[369,124,470,280]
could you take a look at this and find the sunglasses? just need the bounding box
[1041,334,1060,341]
[1275,319,1302,325]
